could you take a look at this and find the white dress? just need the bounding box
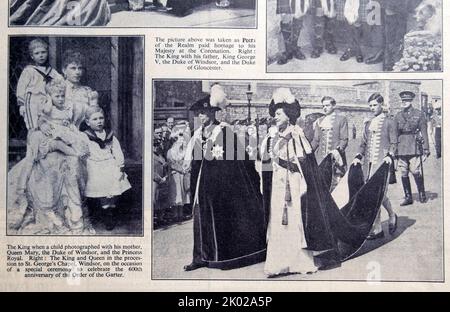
[264,125,318,276]
[83,131,131,198]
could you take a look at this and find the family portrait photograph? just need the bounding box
[7,35,144,236]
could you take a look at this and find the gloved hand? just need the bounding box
[383,156,393,165]
[352,157,361,166]
[423,149,431,157]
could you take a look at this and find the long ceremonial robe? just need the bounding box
[186,122,267,270]
[263,131,389,262]
[10,0,111,26]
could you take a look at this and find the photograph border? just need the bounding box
[7,0,259,30]
[150,77,445,283]
[5,34,146,238]
[264,0,445,74]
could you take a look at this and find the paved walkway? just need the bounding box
[152,140,443,282]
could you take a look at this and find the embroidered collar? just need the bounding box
[33,66,54,83]
[84,128,114,149]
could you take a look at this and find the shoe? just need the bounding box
[326,43,337,54]
[184,262,207,271]
[293,47,306,60]
[340,49,353,62]
[356,54,364,63]
[419,192,427,203]
[389,214,398,235]
[367,231,385,240]
[277,51,293,65]
[311,47,322,59]
[365,50,384,65]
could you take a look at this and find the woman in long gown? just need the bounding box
[262,88,318,277]
[8,50,99,235]
[10,0,111,26]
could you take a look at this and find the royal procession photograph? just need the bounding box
[9,0,257,28]
[6,36,144,236]
[152,79,443,281]
[267,0,442,72]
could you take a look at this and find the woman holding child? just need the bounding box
[8,42,106,235]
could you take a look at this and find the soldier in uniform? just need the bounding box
[353,93,398,239]
[394,91,430,205]
[311,96,348,191]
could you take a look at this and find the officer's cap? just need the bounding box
[399,91,416,101]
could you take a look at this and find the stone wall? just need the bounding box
[153,80,427,139]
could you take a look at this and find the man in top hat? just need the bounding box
[394,90,430,205]
[182,84,266,271]
[311,96,349,191]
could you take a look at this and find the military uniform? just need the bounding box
[311,112,348,190]
[394,91,429,204]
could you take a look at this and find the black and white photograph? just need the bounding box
[152,79,443,281]
[7,36,144,236]
[267,0,442,72]
[9,0,257,28]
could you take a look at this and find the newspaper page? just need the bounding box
[0,0,448,293]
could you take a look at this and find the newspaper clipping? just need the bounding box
[0,0,448,293]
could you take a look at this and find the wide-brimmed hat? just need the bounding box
[269,88,301,124]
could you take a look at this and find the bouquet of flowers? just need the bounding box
[393,33,442,72]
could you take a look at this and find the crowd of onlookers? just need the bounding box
[153,117,193,228]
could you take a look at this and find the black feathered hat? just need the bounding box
[268,88,301,124]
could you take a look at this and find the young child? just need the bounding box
[16,38,63,131]
[82,106,131,231]
[38,78,89,157]
[14,79,89,234]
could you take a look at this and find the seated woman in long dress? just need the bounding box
[261,88,318,277]
[8,50,99,235]
[10,0,111,26]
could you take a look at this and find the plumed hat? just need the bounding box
[269,88,301,124]
[189,84,227,112]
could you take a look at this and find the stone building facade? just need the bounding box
[154,80,432,139]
